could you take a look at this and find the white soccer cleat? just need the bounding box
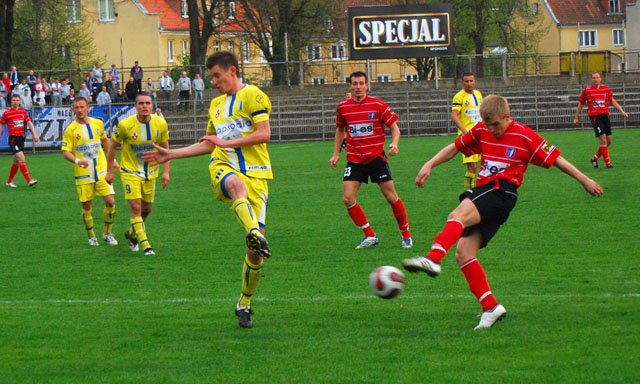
[474,304,507,331]
[28,179,38,187]
[88,237,99,246]
[401,237,413,249]
[356,235,379,249]
[102,233,118,246]
[5,182,17,188]
[402,256,441,277]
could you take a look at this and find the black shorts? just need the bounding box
[459,180,518,248]
[8,135,25,154]
[591,114,612,137]
[343,154,393,184]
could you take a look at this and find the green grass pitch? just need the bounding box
[1,129,639,383]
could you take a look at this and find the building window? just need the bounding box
[376,74,391,82]
[181,0,188,18]
[405,74,419,82]
[609,0,620,13]
[532,2,539,15]
[613,29,625,46]
[259,39,273,63]
[98,0,115,22]
[307,44,322,61]
[331,43,345,61]
[67,0,81,23]
[168,39,175,62]
[182,40,189,55]
[227,41,234,52]
[312,77,326,85]
[579,30,597,48]
[241,41,251,63]
[344,76,350,84]
[228,1,236,19]
[213,41,220,52]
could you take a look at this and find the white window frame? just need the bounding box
[181,0,188,18]
[227,41,234,52]
[405,74,419,82]
[312,77,326,85]
[168,39,175,63]
[609,0,620,13]
[228,1,236,19]
[259,39,273,63]
[330,43,345,61]
[376,74,391,82]
[307,44,322,62]
[98,0,115,22]
[579,30,597,48]
[182,40,189,55]
[532,2,539,15]
[213,41,220,52]
[67,0,82,23]
[241,41,251,63]
[612,29,624,47]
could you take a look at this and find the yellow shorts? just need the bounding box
[121,173,156,202]
[209,161,269,228]
[462,153,481,164]
[76,180,115,203]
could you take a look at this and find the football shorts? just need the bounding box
[76,179,115,203]
[120,172,156,202]
[343,155,393,184]
[591,114,612,137]
[8,135,25,154]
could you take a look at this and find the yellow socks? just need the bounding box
[232,198,260,235]
[130,216,150,250]
[239,255,263,307]
[103,206,115,235]
[82,209,95,238]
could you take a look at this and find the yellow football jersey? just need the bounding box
[207,84,273,180]
[62,117,108,185]
[113,114,169,181]
[452,89,483,135]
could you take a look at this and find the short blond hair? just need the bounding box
[479,95,510,122]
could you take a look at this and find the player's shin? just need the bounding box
[232,198,260,235]
[7,163,18,182]
[391,199,411,239]
[427,220,464,263]
[82,209,96,238]
[347,202,376,238]
[239,254,263,307]
[130,216,150,250]
[103,206,115,235]
[460,258,498,311]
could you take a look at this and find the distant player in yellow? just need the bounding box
[452,72,483,189]
[62,96,118,246]
[106,93,170,256]
[142,51,272,329]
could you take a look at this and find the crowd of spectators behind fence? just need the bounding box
[1,62,205,111]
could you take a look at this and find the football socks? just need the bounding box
[232,198,260,235]
[18,162,32,182]
[239,255,263,307]
[82,209,96,238]
[103,206,115,235]
[347,202,376,238]
[600,146,612,166]
[427,219,465,263]
[130,216,150,250]
[464,171,476,189]
[460,258,498,311]
[7,163,18,183]
[390,199,411,239]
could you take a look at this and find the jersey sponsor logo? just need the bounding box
[479,159,510,177]
[505,147,516,158]
[593,99,606,108]
[349,123,374,137]
[215,117,253,140]
[77,141,101,159]
[131,143,155,160]
[464,108,481,123]
[14,120,24,128]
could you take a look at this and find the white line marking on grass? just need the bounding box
[0,292,638,305]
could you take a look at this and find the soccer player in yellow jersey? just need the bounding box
[452,73,483,189]
[62,96,118,246]
[106,93,170,256]
[142,51,272,328]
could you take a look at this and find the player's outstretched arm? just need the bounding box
[611,97,629,119]
[415,143,459,188]
[553,155,603,197]
[329,127,346,169]
[142,140,214,164]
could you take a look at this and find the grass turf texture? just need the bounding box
[1,129,639,383]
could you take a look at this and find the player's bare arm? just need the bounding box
[573,102,584,125]
[28,121,39,142]
[388,122,400,156]
[415,143,460,188]
[610,97,629,118]
[159,141,171,189]
[330,127,346,169]
[142,140,215,164]
[451,110,467,134]
[105,139,120,184]
[62,150,88,168]
[101,137,118,171]
[553,155,603,197]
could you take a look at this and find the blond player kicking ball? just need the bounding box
[62,96,118,246]
[403,95,603,330]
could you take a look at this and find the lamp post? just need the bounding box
[524,21,534,76]
[338,39,345,83]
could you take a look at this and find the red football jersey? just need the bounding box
[336,95,398,164]
[455,120,561,188]
[0,108,31,136]
[578,85,613,116]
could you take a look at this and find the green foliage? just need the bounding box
[1,129,639,382]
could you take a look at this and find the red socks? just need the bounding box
[8,163,19,183]
[427,219,464,263]
[391,199,411,239]
[347,202,375,238]
[18,162,31,182]
[460,258,498,311]
[594,146,611,166]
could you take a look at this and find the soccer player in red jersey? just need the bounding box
[330,71,412,249]
[1,94,39,187]
[574,71,628,168]
[403,95,603,330]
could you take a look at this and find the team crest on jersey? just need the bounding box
[542,143,554,153]
[76,133,81,140]
[465,99,470,105]
[215,108,221,118]
[368,112,375,119]
[132,132,138,140]
[505,147,516,158]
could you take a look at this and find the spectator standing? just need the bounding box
[20,89,33,110]
[157,71,174,106]
[92,63,104,91]
[177,71,191,112]
[107,79,118,101]
[109,64,121,86]
[51,78,63,106]
[125,77,138,101]
[0,80,7,108]
[2,73,11,100]
[130,61,143,93]
[114,88,126,103]
[60,80,71,104]
[33,78,45,106]
[65,77,75,92]
[192,73,205,110]
[146,78,157,109]
[42,77,52,105]
[78,83,92,103]
[96,85,112,105]
[9,66,19,87]
[26,70,37,94]
[19,79,30,98]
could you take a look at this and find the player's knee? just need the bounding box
[343,196,356,207]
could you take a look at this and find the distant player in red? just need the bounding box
[574,71,628,168]
[1,94,39,187]
[403,95,603,330]
[330,71,412,249]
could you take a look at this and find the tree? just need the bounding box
[0,0,16,71]
[185,0,224,76]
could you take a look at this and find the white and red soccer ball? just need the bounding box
[369,266,405,299]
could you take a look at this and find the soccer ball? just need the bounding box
[369,266,405,299]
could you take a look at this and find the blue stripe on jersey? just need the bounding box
[145,121,151,141]
[93,158,98,182]
[228,94,236,117]
[234,148,246,174]
[472,93,479,106]
[144,161,149,180]
[86,123,94,139]
[239,100,243,111]
[220,172,235,199]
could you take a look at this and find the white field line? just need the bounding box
[0,292,638,305]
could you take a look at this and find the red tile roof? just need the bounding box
[546,0,625,25]
[136,0,205,31]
